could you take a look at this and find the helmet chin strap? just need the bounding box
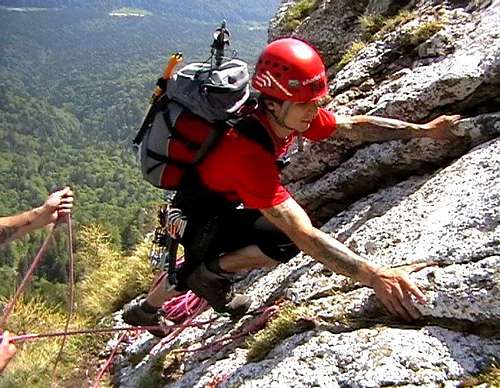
[268,101,296,133]
[267,100,305,151]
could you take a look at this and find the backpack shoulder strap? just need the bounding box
[194,114,274,168]
[232,116,274,154]
[233,116,293,170]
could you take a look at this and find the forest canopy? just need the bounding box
[0,1,277,289]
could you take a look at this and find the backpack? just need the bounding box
[135,58,260,190]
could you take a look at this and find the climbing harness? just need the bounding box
[148,204,187,286]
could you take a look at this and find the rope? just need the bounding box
[91,295,210,386]
[0,300,280,385]
[151,299,209,356]
[93,331,127,388]
[0,319,217,344]
[51,214,75,386]
[0,210,281,385]
[171,304,280,355]
[0,223,55,328]
[163,291,205,323]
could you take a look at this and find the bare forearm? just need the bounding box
[296,228,376,285]
[262,199,377,285]
[0,206,45,245]
[336,115,428,142]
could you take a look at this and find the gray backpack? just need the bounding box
[137,59,254,189]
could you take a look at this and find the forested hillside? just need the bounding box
[0,0,275,23]
[0,1,278,295]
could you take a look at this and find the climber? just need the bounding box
[123,38,460,333]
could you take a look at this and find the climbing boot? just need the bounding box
[186,262,251,318]
[122,297,172,337]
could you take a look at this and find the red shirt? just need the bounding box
[196,108,336,209]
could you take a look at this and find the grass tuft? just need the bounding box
[359,14,386,37]
[400,20,444,47]
[136,353,168,388]
[336,41,366,71]
[359,10,416,41]
[338,10,440,70]
[0,297,93,387]
[377,10,416,37]
[246,304,313,362]
[282,0,320,30]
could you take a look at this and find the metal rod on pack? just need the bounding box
[211,20,230,69]
[133,52,183,146]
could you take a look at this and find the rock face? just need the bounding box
[112,0,500,386]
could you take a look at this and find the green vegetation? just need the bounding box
[77,225,154,318]
[136,352,180,388]
[246,304,314,362]
[370,10,416,38]
[0,1,273,293]
[0,226,154,386]
[359,10,417,42]
[359,14,387,37]
[460,361,500,388]
[282,0,320,30]
[337,10,442,70]
[400,20,444,47]
[0,297,93,387]
[336,41,366,71]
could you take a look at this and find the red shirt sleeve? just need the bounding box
[234,140,291,209]
[303,108,336,141]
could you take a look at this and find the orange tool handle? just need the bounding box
[154,52,183,97]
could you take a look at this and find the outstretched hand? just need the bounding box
[423,115,461,140]
[42,186,74,225]
[370,262,429,321]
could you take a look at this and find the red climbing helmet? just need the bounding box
[252,38,328,103]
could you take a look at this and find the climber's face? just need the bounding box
[267,99,319,136]
[284,100,320,133]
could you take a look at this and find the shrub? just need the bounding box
[77,225,154,319]
[282,0,320,30]
[0,225,155,386]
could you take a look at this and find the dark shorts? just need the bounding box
[175,208,300,291]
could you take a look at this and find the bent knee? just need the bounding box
[259,241,300,264]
